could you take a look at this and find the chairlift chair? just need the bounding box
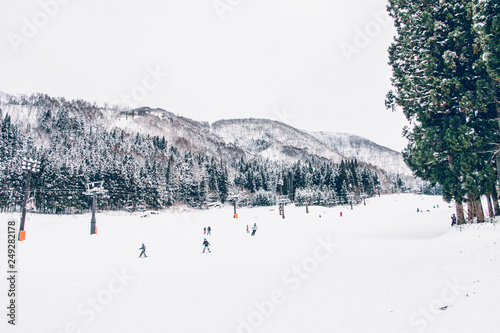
[124,200,135,212]
[26,197,36,212]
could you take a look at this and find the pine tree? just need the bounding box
[387,0,499,224]
[477,0,500,188]
[217,161,229,203]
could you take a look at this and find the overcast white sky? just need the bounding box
[1,0,408,151]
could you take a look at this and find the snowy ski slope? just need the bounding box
[1,194,499,333]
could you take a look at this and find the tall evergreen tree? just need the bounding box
[387,0,499,223]
[476,0,500,188]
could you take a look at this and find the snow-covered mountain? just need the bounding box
[108,107,245,160]
[0,92,414,185]
[311,131,412,177]
[210,118,415,189]
[0,93,245,160]
[211,118,344,163]
[210,118,412,177]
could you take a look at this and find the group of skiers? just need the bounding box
[245,223,258,236]
[202,226,212,253]
[139,204,460,256]
[139,222,260,257]
[204,226,212,235]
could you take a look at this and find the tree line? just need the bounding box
[0,96,384,213]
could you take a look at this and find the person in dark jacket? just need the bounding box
[451,214,457,226]
[139,243,147,258]
[251,223,258,236]
[202,238,211,253]
[207,226,211,235]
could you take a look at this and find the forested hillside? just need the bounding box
[0,93,387,213]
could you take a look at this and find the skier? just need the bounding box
[251,223,258,236]
[340,211,342,217]
[246,225,249,233]
[139,243,147,258]
[202,238,211,253]
[207,226,211,235]
[451,214,457,226]
[204,227,207,234]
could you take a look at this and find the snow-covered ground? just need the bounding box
[1,194,499,333]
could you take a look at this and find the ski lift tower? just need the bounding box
[84,181,107,235]
[227,193,240,219]
[277,178,283,196]
[347,192,355,210]
[19,158,41,241]
[277,195,290,219]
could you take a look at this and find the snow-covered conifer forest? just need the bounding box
[0,92,414,214]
